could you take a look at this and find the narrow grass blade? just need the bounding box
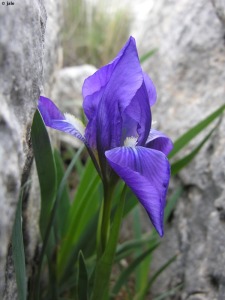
[134,255,177,300]
[132,206,145,292]
[164,186,183,223]
[60,212,99,285]
[62,145,85,178]
[115,236,158,263]
[171,122,219,176]
[58,158,101,277]
[12,189,27,300]
[148,255,177,288]
[35,145,84,299]
[153,284,183,300]
[111,244,159,298]
[140,49,157,64]
[54,149,71,239]
[123,189,138,217]
[58,173,100,277]
[168,103,225,159]
[77,251,89,300]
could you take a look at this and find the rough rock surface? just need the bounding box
[0,0,61,298]
[136,0,225,299]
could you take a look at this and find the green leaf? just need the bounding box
[91,185,127,300]
[12,188,27,300]
[63,145,85,178]
[34,144,84,299]
[169,103,225,159]
[132,206,146,292]
[58,158,101,278]
[140,49,157,64]
[71,158,100,214]
[54,149,71,239]
[111,244,159,298]
[171,122,219,176]
[31,109,58,299]
[153,284,183,300]
[31,110,57,239]
[148,255,177,288]
[60,212,99,285]
[123,189,138,217]
[115,236,158,263]
[77,251,89,300]
[164,186,183,223]
[134,255,177,300]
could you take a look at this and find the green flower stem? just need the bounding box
[100,184,114,255]
[92,184,127,300]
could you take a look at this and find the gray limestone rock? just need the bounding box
[136,0,225,298]
[0,0,61,298]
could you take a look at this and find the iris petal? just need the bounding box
[143,72,157,106]
[145,129,173,156]
[82,37,138,150]
[123,81,151,146]
[38,96,65,125]
[96,37,144,155]
[38,96,86,143]
[82,38,132,121]
[83,37,154,152]
[105,146,170,236]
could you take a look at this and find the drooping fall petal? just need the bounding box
[38,96,86,143]
[105,146,170,236]
[145,129,173,156]
[96,37,144,155]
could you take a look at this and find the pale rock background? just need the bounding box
[51,65,97,147]
[0,0,62,298]
[131,0,225,299]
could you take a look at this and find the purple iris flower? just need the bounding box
[38,37,173,236]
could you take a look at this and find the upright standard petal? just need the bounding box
[38,96,86,143]
[96,37,144,155]
[105,147,170,236]
[123,81,151,146]
[82,37,137,150]
[82,38,132,121]
[145,129,173,156]
[143,72,157,106]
